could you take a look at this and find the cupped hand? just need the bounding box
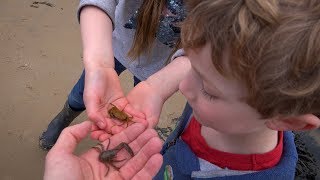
[84,67,144,133]
[91,81,164,142]
[44,121,163,180]
[90,99,147,141]
[83,67,125,129]
[125,81,164,128]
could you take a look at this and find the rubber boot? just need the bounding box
[39,101,83,150]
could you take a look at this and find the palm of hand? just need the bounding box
[83,68,147,138]
[91,97,147,141]
[83,68,128,129]
[81,130,162,180]
[77,147,134,180]
[45,123,163,180]
[125,82,163,128]
[90,82,162,142]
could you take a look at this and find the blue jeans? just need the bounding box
[67,59,141,111]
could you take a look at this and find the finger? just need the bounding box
[90,130,106,140]
[101,123,146,148]
[105,128,160,167]
[128,129,160,155]
[110,125,125,135]
[109,120,152,143]
[51,121,92,154]
[103,118,126,134]
[108,117,148,135]
[86,96,114,129]
[98,133,112,142]
[91,123,99,131]
[86,106,107,129]
[132,154,163,180]
[131,117,148,126]
[124,105,146,119]
[120,137,163,180]
[134,117,149,128]
[91,117,120,137]
[104,117,118,131]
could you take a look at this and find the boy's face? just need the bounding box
[180,44,268,134]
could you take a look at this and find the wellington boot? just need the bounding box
[39,101,83,150]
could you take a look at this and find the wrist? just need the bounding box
[145,78,171,104]
[83,53,114,70]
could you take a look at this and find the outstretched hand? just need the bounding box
[44,121,163,180]
[91,81,164,142]
[83,67,125,129]
[83,68,146,134]
[90,99,148,141]
[125,81,164,128]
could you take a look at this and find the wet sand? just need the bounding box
[0,0,185,179]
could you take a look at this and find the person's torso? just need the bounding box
[155,106,298,180]
[113,0,185,80]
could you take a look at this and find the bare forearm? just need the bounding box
[146,56,191,102]
[80,6,114,70]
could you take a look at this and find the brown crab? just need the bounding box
[93,140,134,176]
[108,103,134,129]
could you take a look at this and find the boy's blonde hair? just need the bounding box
[181,0,320,118]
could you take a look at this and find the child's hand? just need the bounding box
[83,67,146,139]
[89,81,162,141]
[124,56,191,129]
[125,81,165,128]
[90,103,147,141]
[83,67,126,129]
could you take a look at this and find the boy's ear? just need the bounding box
[265,114,320,131]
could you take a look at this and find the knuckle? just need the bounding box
[87,112,97,120]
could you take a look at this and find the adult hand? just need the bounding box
[44,121,163,180]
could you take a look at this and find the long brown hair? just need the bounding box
[127,0,166,60]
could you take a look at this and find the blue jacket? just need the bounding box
[154,103,298,180]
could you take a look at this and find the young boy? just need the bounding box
[129,0,320,179]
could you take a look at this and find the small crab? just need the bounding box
[108,103,134,128]
[93,140,134,176]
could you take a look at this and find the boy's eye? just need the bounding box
[201,87,217,101]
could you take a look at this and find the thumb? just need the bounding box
[86,100,107,129]
[51,121,92,154]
